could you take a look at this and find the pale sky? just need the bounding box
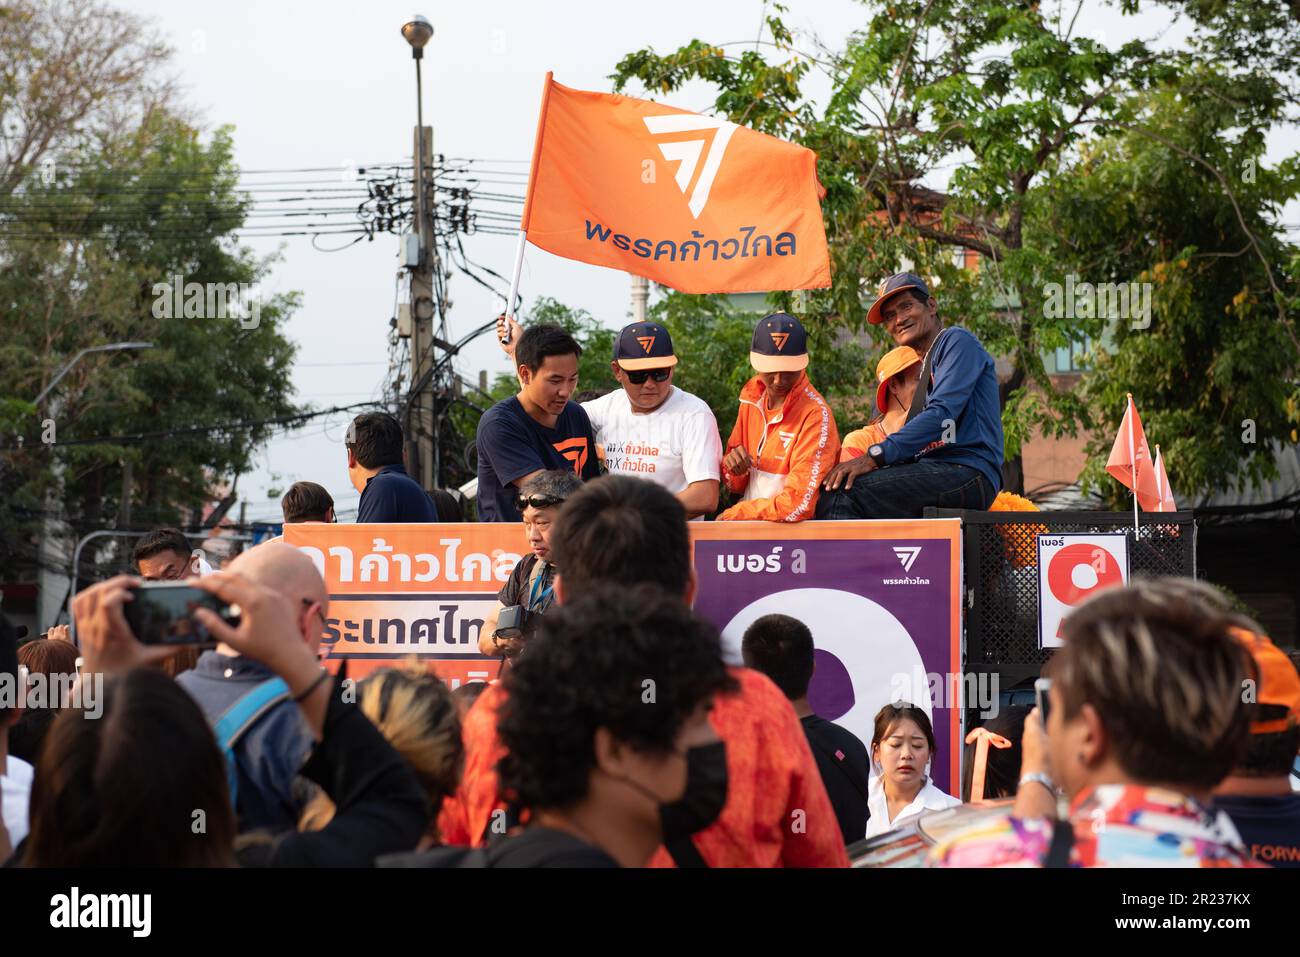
[115,0,1295,523]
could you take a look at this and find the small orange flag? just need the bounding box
[1106,393,1160,510]
[1153,444,1177,512]
[519,73,832,293]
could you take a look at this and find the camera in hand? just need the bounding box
[493,604,536,657]
[123,582,240,646]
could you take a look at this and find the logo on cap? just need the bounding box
[636,335,656,354]
[877,279,891,298]
[770,331,789,351]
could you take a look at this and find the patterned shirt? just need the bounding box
[927,784,1262,868]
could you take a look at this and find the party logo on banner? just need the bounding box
[689,521,962,793]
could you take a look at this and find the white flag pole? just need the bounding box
[1126,393,1139,537]
[500,229,527,343]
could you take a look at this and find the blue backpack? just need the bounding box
[212,677,291,808]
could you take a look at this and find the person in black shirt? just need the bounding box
[478,469,582,662]
[475,323,600,522]
[346,412,439,523]
[385,584,735,868]
[742,613,870,843]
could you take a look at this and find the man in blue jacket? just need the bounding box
[817,272,1004,518]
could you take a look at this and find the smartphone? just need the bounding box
[122,582,238,646]
[1034,677,1052,726]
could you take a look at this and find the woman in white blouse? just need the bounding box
[865,702,962,838]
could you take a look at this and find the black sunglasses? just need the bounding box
[625,368,672,385]
[517,494,565,511]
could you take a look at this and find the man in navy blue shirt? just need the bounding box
[817,272,1004,518]
[476,323,601,522]
[346,412,439,523]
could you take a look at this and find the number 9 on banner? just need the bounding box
[1036,533,1130,649]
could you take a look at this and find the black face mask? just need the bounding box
[658,741,729,843]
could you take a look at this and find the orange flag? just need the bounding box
[518,73,832,293]
[1106,393,1160,510]
[1153,444,1177,512]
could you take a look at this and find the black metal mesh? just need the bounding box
[926,509,1197,673]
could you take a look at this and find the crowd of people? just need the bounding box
[1,468,1297,869]
[0,274,1296,870]
[482,270,1003,527]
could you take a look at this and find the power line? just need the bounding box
[0,402,380,451]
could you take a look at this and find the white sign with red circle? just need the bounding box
[1037,533,1130,648]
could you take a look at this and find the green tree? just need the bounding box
[0,6,304,576]
[611,0,1300,496]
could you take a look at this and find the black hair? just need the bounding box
[515,323,582,373]
[24,669,237,866]
[496,583,735,811]
[281,481,335,523]
[1236,705,1300,778]
[572,389,609,404]
[346,412,406,469]
[741,614,815,700]
[429,489,464,523]
[871,702,938,762]
[132,527,192,569]
[550,476,690,598]
[960,705,1031,801]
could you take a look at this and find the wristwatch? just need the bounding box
[1018,772,1058,796]
[868,444,887,468]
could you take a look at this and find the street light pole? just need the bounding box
[35,341,155,408]
[402,15,437,491]
[35,340,154,629]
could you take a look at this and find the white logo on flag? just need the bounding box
[893,546,921,572]
[642,113,739,218]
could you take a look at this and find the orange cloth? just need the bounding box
[718,372,839,522]
[440,683,511,847]
[520,74,832,294]
[648,668,849,868]
[839,421,889,462]
[447,669,848,868]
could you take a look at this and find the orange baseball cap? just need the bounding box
[1232,627,1300,734]
[874,346,922,415]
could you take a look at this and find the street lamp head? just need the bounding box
[401,15,433,58]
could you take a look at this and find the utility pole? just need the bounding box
[401,16,437,491]
[409,122,436,490]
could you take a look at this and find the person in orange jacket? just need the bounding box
[718,313,840,522]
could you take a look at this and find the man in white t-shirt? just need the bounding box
[581,321,723,519]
